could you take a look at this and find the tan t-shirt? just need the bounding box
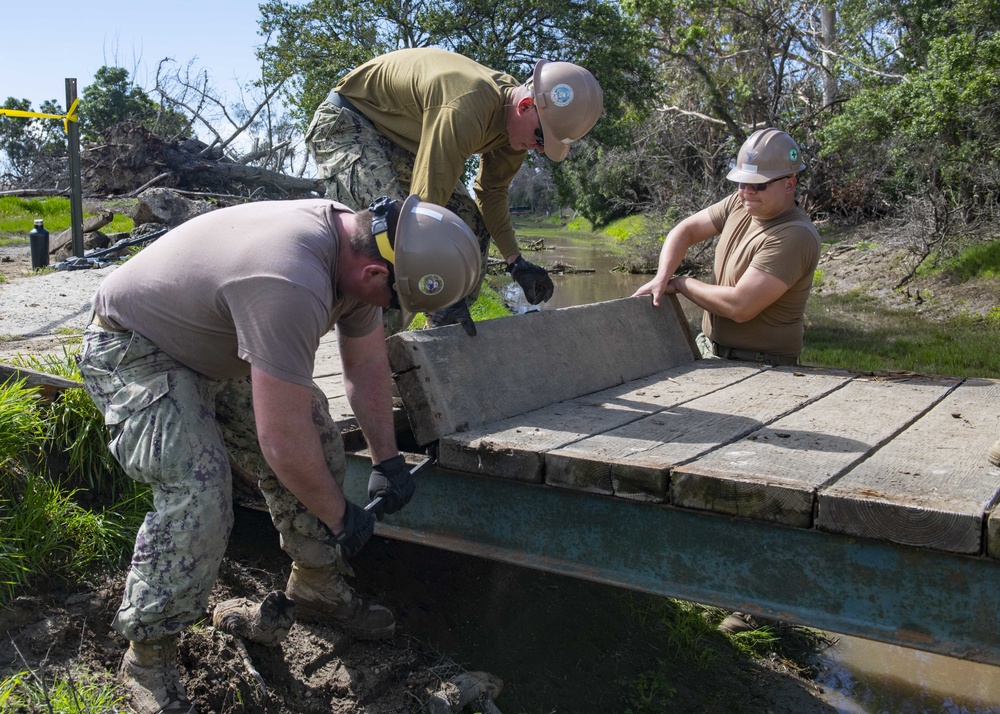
[335,47,525,258]
[703,193,821,357]
[92,200,380,385]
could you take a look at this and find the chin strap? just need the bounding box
[369,196,402,310]
[369,196,396,264]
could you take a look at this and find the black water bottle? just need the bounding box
[29,219,49,269]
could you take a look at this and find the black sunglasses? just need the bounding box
[738,175,791,192]
[533,107,545,148]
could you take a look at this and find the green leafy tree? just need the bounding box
[819,1,1000,229]
[0,98,67,185]
[258,0,657,129]
[79,66,189,141]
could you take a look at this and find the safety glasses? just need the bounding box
[738,175,791,192]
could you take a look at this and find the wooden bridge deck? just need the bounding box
[312,297,1000,664]
[317,298,1000,560]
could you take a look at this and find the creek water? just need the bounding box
[499,228,1000,713]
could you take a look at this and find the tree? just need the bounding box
[79,66,189,142]
[0,98,67,188]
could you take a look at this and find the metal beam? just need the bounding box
[64,79,85,259]
[345,455,1000,666]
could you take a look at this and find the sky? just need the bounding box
[2,2,268,112]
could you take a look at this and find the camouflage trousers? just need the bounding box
[694,331,720,360]
[77,325,347,643]
[305,101,492,316]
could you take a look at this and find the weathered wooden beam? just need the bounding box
[819,377,1000,554]
[0,362,82,403]
[388,296,698,446]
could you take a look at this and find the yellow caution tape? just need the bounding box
[0,98,79,132]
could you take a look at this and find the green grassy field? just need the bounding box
[0,196,134,245]
[804,291,1000,378]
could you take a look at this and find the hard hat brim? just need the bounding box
[726,166,797,183]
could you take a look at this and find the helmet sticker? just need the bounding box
[789,148,799,162]
[742,163,759,173]
[550,84,574,107]
[418,274,444,296]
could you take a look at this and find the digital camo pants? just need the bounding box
[305,101,492,309]
[77,326,347,643]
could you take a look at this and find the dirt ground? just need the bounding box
[1,220,997,713]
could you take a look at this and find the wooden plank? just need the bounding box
[546,366,854,502]
[1,362,82,403]
[326,393,357,426]
[438,361,767,482]
[312,374,346,400]
[672,373,959,527]
[387,297,698,446]
[818,378,1000,554]
[313,346,343,380]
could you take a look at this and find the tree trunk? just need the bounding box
[82,122,323,199]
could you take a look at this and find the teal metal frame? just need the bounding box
[345,454,1000,666]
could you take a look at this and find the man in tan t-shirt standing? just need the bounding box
[633,128,820,366]
[306,47,604,334]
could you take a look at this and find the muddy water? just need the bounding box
[504,229,1000,713]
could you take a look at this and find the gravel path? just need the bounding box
[0,261,115,361]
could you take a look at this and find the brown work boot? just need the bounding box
[285,562,395,640]
[119,637,197,714]
[989,439,1000,467]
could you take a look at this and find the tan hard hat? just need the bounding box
[377,195,482,329]
[532,59,603,162]
[726,128,807,183]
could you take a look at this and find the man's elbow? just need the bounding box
[727,305,763,323]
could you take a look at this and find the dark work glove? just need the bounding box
[507,255,554,305]
[328,499,375,558]
[367,454,415,518]
[429,297,476,336]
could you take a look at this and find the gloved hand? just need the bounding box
[429,297,476,336]
[329,499,375,558]
[506,256,554,304]
[367,454,415,518]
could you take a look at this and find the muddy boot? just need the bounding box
[118,637,197,714]
[718,611,780,634]
[285,562,395,640]
[989,438,1000,467]
[213,590,296,645]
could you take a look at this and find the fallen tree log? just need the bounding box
[83,122,323,200]
[48,210,114,254]
[0,188,70,198]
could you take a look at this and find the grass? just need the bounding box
[618,594,829,713]
[0,378,46,470]
[0,665,124,712]
[928,239,1000,281]
[0,348,149,607]
[0,196,135,240]
[10,350,135,500]
[804,291,1000,377]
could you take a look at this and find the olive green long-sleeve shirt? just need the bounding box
[335,48,525,258]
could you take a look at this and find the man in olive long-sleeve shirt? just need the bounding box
[306,47,603,334]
